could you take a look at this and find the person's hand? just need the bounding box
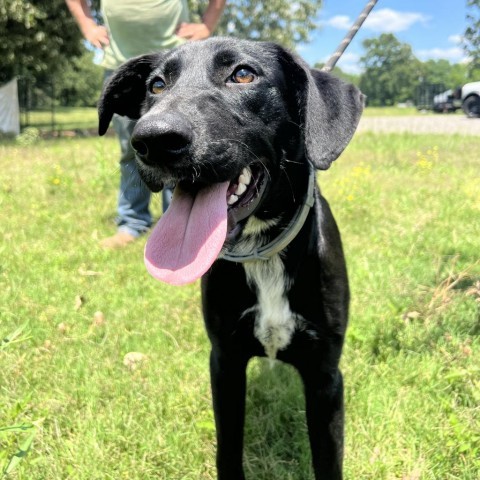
[82,24,110,49]
[176,22,211,41]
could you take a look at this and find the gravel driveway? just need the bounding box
[358,115,480,135]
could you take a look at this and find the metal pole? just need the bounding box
[51,78,56,133]
[321,0,379,72]
[26,78,31,128]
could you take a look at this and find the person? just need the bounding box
[66,0,226,248]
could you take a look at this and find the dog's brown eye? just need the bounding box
[231,67,255,84]
[151,78,166,94]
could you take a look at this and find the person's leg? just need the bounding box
[100,114,152,247]
[115,114,152,234]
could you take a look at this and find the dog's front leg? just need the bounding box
[210,348,248,480]
[301,367,344,480]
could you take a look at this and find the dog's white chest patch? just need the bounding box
[243,255,297,359]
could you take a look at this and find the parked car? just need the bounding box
[432,82,480,118]
[432,87,462,113]
[461,81,480,118]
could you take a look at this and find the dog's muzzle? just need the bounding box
[131,112,193,167]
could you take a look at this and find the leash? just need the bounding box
[321,0,379,73]
[220,166,316,263]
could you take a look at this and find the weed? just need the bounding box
[16,127,40,146]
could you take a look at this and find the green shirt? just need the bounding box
[101,0,189,69]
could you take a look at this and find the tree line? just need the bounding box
[325,33,475,107]
[1,0,478,108]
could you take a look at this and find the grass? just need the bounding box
[0,131,479,479]
[21,107,99,132]
[362,106,463,117]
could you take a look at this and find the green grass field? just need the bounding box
[1,131,479,479]
[22,107,100,132]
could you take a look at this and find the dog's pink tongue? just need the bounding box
[144,182,229,285]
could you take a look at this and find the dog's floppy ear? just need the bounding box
[98,53,161,136]
[274,45,365,170]
[304,69,365,169]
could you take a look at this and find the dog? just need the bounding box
[98,37,364,480]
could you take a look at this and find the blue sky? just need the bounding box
[298,0,470,72]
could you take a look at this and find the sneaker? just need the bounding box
[99,231,137,249]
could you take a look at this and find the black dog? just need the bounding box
[98,38,364,480]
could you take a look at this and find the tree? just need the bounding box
[188,0,323,49]
[359,34,421,106]
[464,0,480,77]
[56,51,104,107]
[420,59,469,89]
[2,0,324,106]
[0,0,84,83]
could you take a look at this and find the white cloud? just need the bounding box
[448,34,463,45]
[325,15,352,30]
[324,8,428,34]
[363,8,428,33]
[415,33,467,63]
[415,47,466,62]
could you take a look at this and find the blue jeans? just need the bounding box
[112,114,152,237]
[106,69,172,232]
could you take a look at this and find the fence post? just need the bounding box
[51,78,56,133]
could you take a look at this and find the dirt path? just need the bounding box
[358,115,480,135]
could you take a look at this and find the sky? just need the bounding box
[297,0,471,73]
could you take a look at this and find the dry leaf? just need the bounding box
[402,311,421,322]
[461,345,472,357]
[123,352,148,371]
[57,322,68,334]
[74,295,84,311]
[92,311,105,326]
[78,266,102,276]
[402,469,421,480]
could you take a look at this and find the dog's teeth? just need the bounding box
[239,168,251,185]
[235,183,247,196]
[228,168,251,206]
[228,194,238,205]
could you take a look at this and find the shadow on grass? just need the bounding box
[243,358,314,479]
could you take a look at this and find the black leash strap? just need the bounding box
[321,0,379,72]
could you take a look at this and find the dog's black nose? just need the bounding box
[131,113,193,164]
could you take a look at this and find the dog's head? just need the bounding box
[98,38,364,285]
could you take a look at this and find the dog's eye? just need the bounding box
[230,67,256,84]
[151,78,167,94]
